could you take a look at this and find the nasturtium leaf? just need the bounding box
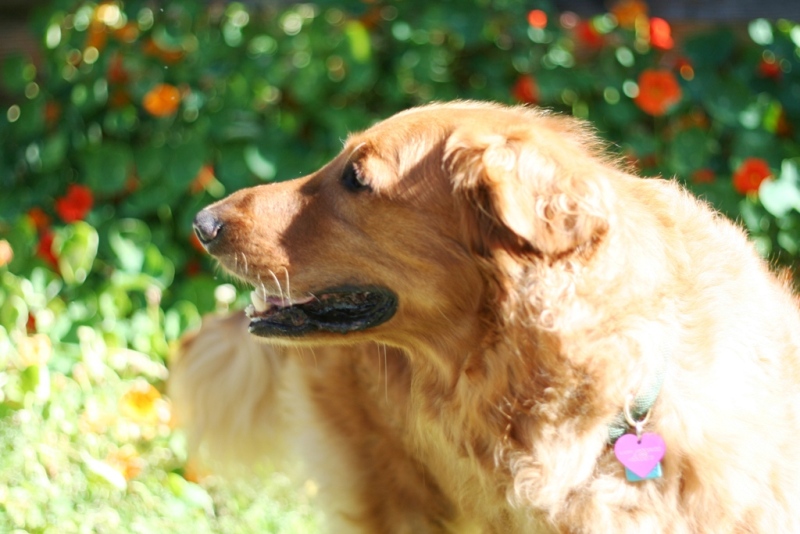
[81,452,127,491]
[345,21,371,63]
[79,142,133,194]
[759,160,800,217]
[53,222,99,286]
[166,137,206,192]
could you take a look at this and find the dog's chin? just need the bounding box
[245,286,398,338]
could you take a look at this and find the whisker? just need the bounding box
[281,266,291,303]
[268,269,285,305]
[382,343,388,403]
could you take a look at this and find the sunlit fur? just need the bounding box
[169,102,800,533]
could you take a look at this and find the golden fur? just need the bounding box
[169,102,800,533]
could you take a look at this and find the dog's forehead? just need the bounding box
[343,104,522,169]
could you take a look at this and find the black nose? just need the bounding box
[193,209,223,246]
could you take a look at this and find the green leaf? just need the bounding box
[81,452,127,491]
[345,21,371,63]
[166,137,206,192]
[53,221,99,285]
[108,219,150,273]
[759,160,800,217]
[683,29,736,70]
[167,473,213,513]
[244,144,276,181]
[39,132,68,173]
[1,54,33,93]
[20,364,50,402]
[79,142,133,195]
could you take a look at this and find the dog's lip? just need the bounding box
[245,285,398,338]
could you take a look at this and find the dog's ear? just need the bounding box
[446,125,611,257]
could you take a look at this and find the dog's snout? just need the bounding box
[193,209,223,248]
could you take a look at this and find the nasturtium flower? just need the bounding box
[119,381,165,425]
[611,0,648,29]
[36,231,58,269]
[512,75,539,104]
[691,168,716,184]
[0,240,12,267]
[527,10,547,29]
[106,446,144,481]
[634,69,682,116]
[758,57,782,79]
[649,18,673,50]
[143,83,181,117]
[55,184,94,223]
[28,207,51,232]
[732,158,772,195]
[575,20,604,49]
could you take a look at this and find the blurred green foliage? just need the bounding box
[0,0,799,531]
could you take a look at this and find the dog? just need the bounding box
[169,102,800,533]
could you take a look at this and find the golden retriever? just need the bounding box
[169,102,800,533]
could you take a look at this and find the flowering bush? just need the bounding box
[0,0,798,529]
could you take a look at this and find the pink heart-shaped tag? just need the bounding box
[614,433,666,478]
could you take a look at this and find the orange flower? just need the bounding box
[732,158,772,195]
[0,240,13,267]
[649,18,673,50]
[527,10,548,29]
[36,231,59,269]
[612,0,648,29]
[512,75,539,105]
[634,69,682,116]
[575,20,604,49]
[190,165,215,194]
[112,23,140,43]
[85,21,108,52]
[119,381,165,425]
[55,184,94,223]
[143,83,181,117]
[143,38,184,64]
[106,446,144,481]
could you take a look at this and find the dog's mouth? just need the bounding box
[245,286,398,337]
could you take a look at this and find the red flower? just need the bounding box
[691,168,716,184]
[27,207,51,234]
[190,232,207,254]
[575,20,604,49]
[186,258,202,277]
[758,58,782,79]
[649,18,673,51]
[527,10,548,29]
[55,184,94,223]
[634,69,682,116]
[108,53,130,85]
[732,158,772,195]
[512,75,539,105]
[36,231,59,269]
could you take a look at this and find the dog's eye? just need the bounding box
[341,164,371,193]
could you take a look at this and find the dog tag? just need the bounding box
[614,432,665,482]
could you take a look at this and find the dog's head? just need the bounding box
[194,102,615,349]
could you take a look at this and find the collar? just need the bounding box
[607,350,668,444]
